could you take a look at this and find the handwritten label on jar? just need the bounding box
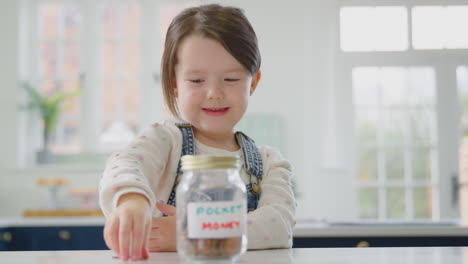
[187,201,246,239]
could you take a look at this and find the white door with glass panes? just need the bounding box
[339,2,468,221]
[458,66,468,224]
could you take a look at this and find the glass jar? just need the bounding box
[176,155,247,262]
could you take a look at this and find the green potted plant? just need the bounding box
[21,82,81,164]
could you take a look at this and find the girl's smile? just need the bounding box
[202,107,230,116]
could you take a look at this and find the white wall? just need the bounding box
[0,0,19,169]
[0,0,355,219]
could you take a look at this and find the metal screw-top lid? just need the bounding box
[181,155,240,171]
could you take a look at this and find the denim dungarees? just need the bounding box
[166,123,263,212]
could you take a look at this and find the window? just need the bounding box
[339,1,465,220]
[22,0,165,166]
[353,67,437,219]
[37,3,82,154]
[412,6,468,49]
[97,2,142,152]
[340,6,408,51]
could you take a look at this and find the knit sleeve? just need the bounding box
[98,122,175,218]
[246,146,296,249]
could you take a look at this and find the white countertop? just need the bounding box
[0,217,105,227]
[2,247,468,263]
[2,217,468,237]
[293,222,468,237]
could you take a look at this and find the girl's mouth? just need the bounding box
[202,107,230,116]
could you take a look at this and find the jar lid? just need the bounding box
[181,155,240,170]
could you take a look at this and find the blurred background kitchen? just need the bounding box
[2,0,468,250]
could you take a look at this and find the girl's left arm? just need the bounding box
[246,146,296,250]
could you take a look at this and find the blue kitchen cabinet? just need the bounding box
[293,236,468,248]
[8,226,107,251]
[5,224,468,250]
[0,228,12,251]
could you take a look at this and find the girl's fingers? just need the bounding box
[149,246,160,252]
[142,221,151,259]
[109,217,120,256]
[103,217,120,255]
[151,217,159,229]
[148,218,160,250]
[103,221,110,249]
[119,217,131,261]
[156,202,176,216]
[131,217,144,261]
[142,245,149,259]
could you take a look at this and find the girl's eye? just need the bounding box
[190,79,203,83]
[225,78,240,82]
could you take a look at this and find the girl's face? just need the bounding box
[174,34,260,136]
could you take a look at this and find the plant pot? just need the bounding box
[36,148,54,164]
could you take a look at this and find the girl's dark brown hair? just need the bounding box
[161,4,261,117]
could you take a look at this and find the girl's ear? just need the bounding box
[249,70,261,96]
[172,78,178,97]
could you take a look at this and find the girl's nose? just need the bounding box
[206,81,223,100]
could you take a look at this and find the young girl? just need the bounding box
[99,4,296,261]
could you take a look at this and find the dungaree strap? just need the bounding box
[235,131,263,179]
[176,123,195,174]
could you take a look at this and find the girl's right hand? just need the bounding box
[103,193,152,261]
